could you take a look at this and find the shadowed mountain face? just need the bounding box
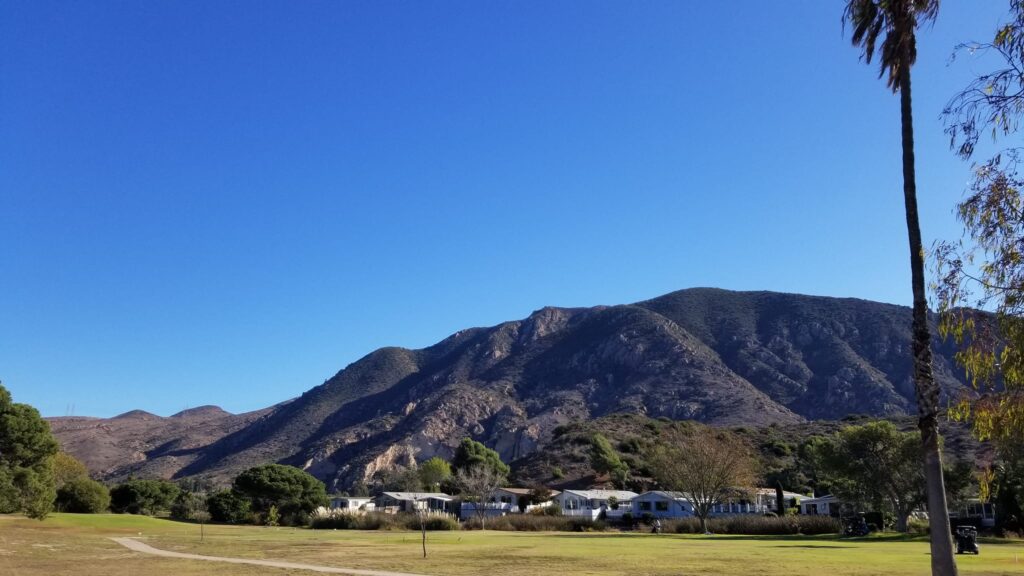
[48,288,972,490]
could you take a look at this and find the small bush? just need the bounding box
[170,491,206,522]
[309,510,401,528]
[551,467,565,479]
[405,515,460,531]
[907,518,930,535]
[528,504,562,516]
[665,515,841,535]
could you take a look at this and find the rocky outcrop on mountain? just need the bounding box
[48,288,976,489]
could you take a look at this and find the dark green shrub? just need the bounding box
[55,478,110,513]
[206,490,251,524]
[109,479,179,515]
[170,491,206,521]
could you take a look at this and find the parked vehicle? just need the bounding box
[955,526,980,555]
[843,516,870,537]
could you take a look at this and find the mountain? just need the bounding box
[47,288,974,490]
[47,405,273,480]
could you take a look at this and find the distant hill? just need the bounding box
[48,406,273,480]
[47,288,974,491]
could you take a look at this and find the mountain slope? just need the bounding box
[49,288,975,490]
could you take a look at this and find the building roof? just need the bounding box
[380,492,453,501]
[800,495,838,505]
[634,491,688,500]
[560,489,638,500]
[494,487,561,497]
[753,488,808,500]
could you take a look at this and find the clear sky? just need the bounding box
[1,1,1012,418]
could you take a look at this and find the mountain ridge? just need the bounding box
[47,287,974,490]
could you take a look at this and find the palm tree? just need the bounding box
[842,2,957,575]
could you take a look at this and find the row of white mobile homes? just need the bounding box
[330,492,455,514]
[632,489,806,519]
[332,487,810,520]
[800,494,997,528]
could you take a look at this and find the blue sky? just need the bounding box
[1,1,1012,417]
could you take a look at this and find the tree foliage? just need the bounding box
[843,0,938,92]
[170,490,207,521]
[806,421,925,532]
[936,1,1024,451]
[647,426,756,534]
[418,457,452,491]
[589,434,629,488]
[52,452,89,490]
[232,463,328,521]
[451,438,509,479]
[56,478,111,513]
[0,383,59,519]
[109,479,180,515]
[206,489,251,524]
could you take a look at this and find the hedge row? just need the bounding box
[310,512,459,531]
[663,515,842,535]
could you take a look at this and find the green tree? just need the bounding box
[0,383,59,519]
[373,466,422,492]
[170,490,207,521]
[206,490,251,524]
[109,479,180,515]
[418,457,452,491]
[806,421,925,532]
[936,1,1024,451]
[842,2,956,573]
[989,442,1024,533]
[232,464,328,523]
[264,504,280,527]
[450,438,509,479]
[52,452,90,489]
[589,434,629,489]
[56,478,111,513]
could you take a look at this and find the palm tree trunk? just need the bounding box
[898,59,958,576]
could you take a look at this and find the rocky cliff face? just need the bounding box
[49,288,974,489]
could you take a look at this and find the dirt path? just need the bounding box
[110,537,434,576]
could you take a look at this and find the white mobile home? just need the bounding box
[632,491,694,519]
[554,489,638,520]
[950,499,997,528]
[376,492,454,514]
[460,487,561,518]
[329,496,375,512]
[799,495,841,516]
[709,488,805,516]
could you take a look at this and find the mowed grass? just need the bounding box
[2,514,1024,576]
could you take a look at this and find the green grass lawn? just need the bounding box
[2,514,1024,576]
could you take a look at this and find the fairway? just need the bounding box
[1,515,1023,576]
